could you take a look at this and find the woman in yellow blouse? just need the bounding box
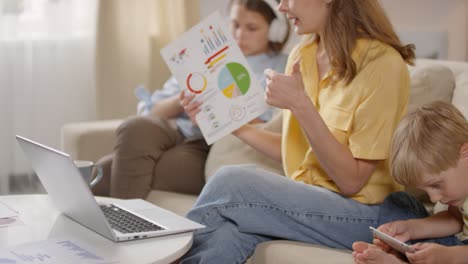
[180,0,415,263]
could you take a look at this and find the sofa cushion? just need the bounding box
[452,72,468,118]
[415,59,468,118]
[407,63,455,113]
[249,241,353,264]
[146,190,197,216]
[204,112,284,181]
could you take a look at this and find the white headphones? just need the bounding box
[262,0,289,43]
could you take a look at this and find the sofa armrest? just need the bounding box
[61,119,123,162]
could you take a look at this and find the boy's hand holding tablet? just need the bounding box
[370,226,416,254]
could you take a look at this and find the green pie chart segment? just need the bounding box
[218,62,250,98]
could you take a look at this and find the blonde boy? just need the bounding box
[353,101,468,264]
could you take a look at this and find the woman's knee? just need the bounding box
[115,116,175,150]
[206,165,260,192]
[191,166,256,215]
[117,116,163,139]
[152,144,208,194]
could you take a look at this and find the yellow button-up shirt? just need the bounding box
[282,38,409,204]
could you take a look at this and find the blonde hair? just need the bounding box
[390,101,468,186]
[323,0,415,85]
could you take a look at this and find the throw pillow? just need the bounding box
[204,112,284,181]
[408,63,455,112]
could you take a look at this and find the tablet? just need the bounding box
[369,227,416,254]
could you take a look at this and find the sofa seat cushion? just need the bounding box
[248,241,353,264]
[146,190,197,216]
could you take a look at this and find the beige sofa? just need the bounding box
[61,59,468,263]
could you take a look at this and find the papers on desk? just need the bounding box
[0,239,119,264]
[0,201,20,228]
[0,201,17,218]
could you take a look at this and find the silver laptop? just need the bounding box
[16,135,204,242]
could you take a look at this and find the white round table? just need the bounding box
[0,194,193,264]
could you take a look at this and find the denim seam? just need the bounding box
[203,202,377,224]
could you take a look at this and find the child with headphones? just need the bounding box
[91,0,290,199]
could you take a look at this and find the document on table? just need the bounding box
[0,201,17,219]
[0,239,118,264]
[161,11,268,145]
[0,201,21,228]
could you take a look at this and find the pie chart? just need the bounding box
[218,62,250,98]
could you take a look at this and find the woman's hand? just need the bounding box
[264,60,309,112]
[373,221,412,252]
[179,91,202,125]
[232,124,251,137]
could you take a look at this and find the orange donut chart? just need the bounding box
[186,73,207,94]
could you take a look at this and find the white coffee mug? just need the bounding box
[74,160,103,188]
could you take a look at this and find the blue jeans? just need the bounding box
[180,165,381,264]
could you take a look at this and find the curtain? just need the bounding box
[96,0,200,119]
[0,0,98,193]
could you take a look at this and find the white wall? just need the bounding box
[200,0,228,18]
[381,0,468,61]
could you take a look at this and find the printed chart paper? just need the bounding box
[0,201,17,219]
[0,239,118,264]
[161,11,268,145]
[0,201,20,228]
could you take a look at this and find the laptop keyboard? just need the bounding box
[100,204,165,234]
